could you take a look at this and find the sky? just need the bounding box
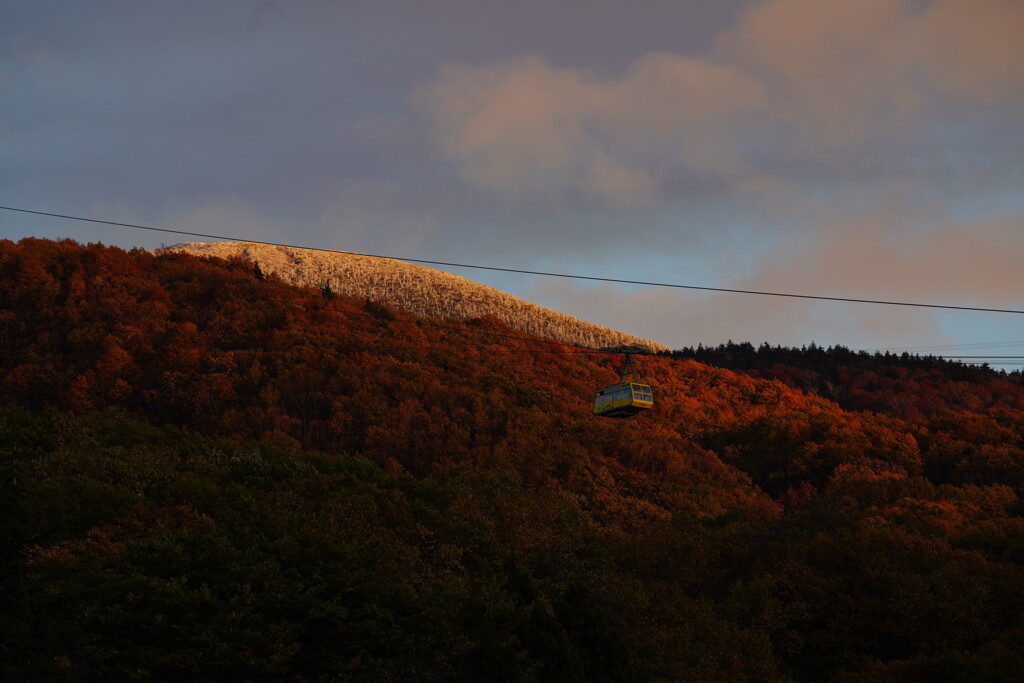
[3,0,1023,366]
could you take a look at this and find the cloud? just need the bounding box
[415,0,1024,205]
[751,209,1024,307]
[524,206,1024,351]
[413,54,764,206]
[716,0,1024,146]
[524,275,943,352]
[918,0,1024,105]
[716,0,922,147]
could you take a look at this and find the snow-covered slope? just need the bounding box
[169,241,666,352]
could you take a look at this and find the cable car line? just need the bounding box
[884,339,1024,352]
[5,205,1019,418]
[362,345,608,358]
[673,352,1024,372]
[326,341,606,358]
[261,296,660,414]
[593,351,655,418]
[3,204,1023,315]
[276,297,1024,366]
[184,291,1024,370]
[680,353,1024,362]
[265,295,620,353]
[3,206,1020,378]
[270,297,691,367]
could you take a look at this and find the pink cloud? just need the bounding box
[413,54,763,205]
[717,0,1024,145]
[752,211,1024,307]
[920,0,1024,104]
[525,275,944,352]
[524,207,1023,351]
[414,0,1024,203]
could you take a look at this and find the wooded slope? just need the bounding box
[3,238,1024,680]
[171,240,666,352]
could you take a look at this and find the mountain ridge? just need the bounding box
[167,240,667,352]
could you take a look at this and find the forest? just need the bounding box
[675,342,1024,420]
[3,237,1024,681]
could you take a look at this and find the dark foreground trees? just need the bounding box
[4,408,1024,681]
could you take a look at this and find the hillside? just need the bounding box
[3,238,1024,680]
[675,341,1024,421]
[169,240,666,352]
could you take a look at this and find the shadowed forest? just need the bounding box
[3,238,1024,681]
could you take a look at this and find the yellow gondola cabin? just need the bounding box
[593,381,654,418]
[593,352,654,418]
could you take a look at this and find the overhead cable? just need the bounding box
[3,204,1023,315]
[276,296,1024,366]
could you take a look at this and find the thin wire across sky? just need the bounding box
[282,296,1024,364]
[3,204,1023,316]
[2,204,1022,368]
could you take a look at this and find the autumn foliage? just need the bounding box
[3,238,1024,680]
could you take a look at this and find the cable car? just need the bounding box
[594,352,654,418]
